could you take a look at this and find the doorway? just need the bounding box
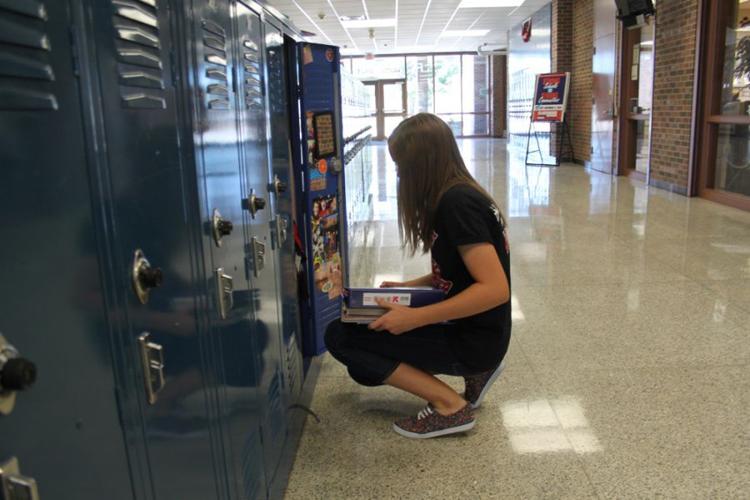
[365,79,407,140]
[617,16,655,181]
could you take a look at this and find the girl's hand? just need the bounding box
[379,281,405,288]
[368,299,424,335]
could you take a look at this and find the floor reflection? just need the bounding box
[501,398,602,455]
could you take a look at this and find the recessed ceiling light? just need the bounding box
[341,18,396,28]
[459,0,524,7]
[441,29,490,37]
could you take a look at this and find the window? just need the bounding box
[434,55,462,114]
[351,57,405,80]
[344,54,492,138]
[406,56,434,114]
[696,0,750,208]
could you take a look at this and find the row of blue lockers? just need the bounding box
[0,0,355,498]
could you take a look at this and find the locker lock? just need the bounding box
[131,250,164,305]
[212,209,234,247]
[270,175,287,195]
[243,191,266,218]
[0,334,37,416]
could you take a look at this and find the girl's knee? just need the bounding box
[324,320,345,352]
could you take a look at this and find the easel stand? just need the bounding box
[525,119,574,166]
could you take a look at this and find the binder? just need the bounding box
[341,287,446,324]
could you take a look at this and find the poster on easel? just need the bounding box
[531,72,571,123]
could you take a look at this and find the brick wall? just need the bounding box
[570,0,593,163]
[492,55,507,137]
[551,0,572,157]
[649,0,699,192]
[551,0,593,163]
[552,0,573,72]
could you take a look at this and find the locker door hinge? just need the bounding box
[69,26,80,77]
[169,49,178,86]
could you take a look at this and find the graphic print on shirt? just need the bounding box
[431,259,453,293]
[431,230,453,293]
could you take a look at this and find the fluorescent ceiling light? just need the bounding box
[340,48,364,56]
[341,18,396,28]
[459,0,524,7]
[441,29,490,37]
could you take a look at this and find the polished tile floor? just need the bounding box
[285,139,750,499]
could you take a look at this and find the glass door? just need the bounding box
[381,80,407,139]
[696,0,750,210]
[366,79,407,140]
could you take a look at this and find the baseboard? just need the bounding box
[269,354,324,500]
[649,177,689,196]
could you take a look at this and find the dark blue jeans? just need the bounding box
[324,321,479,387]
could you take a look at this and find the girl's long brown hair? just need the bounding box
[388,113,501,254]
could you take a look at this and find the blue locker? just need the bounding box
[1,0,315,498]
[80,0,230,498]
[294,43,348,356]
[174,0,270,497]
[0,1,136,498]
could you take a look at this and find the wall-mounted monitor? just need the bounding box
[615,0,655,27]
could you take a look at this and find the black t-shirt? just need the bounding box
[430,184,512,371]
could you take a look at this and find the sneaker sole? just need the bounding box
[471,360,506,409]
[392,420,476,439]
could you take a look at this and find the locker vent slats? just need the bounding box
[202,18,229,109]
[286,335,300,397]
[241,38,261,110]
[205,67,226,83]
[241,433,262,499]
[111,0,166,109]
[0,51,52,80]
[0,17,49,49]
[0,0,47,20]
[268,371,284,440]
[201,19,225,39]
[0,1,57,110]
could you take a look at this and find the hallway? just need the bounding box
[285,138,750,498]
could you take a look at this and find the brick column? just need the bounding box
[551,0,573,157]
[649,0,700,193]
[569,0,593,163]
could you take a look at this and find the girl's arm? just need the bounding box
[380,273,433,288]
[370,243,509,334]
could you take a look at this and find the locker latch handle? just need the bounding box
[138,333,165,405]
[1,457,40,500]
[215,269,234,320]
[250,238,265,277]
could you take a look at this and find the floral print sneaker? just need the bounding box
[393,404,475,439]
[464,360,506,409]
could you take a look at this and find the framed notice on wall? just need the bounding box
[531,72,571,122]
[313,111,337,159]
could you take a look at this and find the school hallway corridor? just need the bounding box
[284,138,750,499]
